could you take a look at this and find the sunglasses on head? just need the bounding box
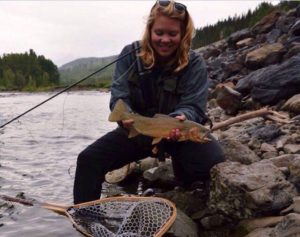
[157,0,187,13]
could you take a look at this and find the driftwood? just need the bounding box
[210,107,291,132]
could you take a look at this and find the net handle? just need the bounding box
[0,194,69,215]
[1,194,177,237]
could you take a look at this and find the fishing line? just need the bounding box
[0,46,140,129]
[16,120,38,143]
[58,92,69,138]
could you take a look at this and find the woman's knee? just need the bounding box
[209,138,225,165]
[76,147,98,167]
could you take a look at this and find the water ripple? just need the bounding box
[0,91,112,236]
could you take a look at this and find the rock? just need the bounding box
[200,214,230,230]
[227,28,253,48]
[244,228,273,237]
[236,38,255,49]
[276,15,297,33]
[284,144,300,154]
[281,94,300,115]
[275,137,289,150]
[261,143,277,152]
[284,43,300,59]
[281,196,300,215]
[291,19,300,36]
[236,53,300,105]
[222,62,244,79]
[266,29,281,44]
[156,188,207,217]
[202,46,221,59]
[220,138,260,164]
[244,43,285,69]
[269,213,300,237]
[212,84,242,115]
[247,124,283,142]
[166,208,200,237]
[262,152,278,160]
[269,154,300,168]
[289,157,300,191]
[235,216,283,236]
[297,5,300,17]
[209,161,296,219]
[143,161,176,188]
[252,10,282,34]
[105,162,137,184]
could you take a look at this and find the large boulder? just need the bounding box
[252,10,282,34]
[219,138,260,164]
[209,161,296,219]
[236,53,300,105]
[244,43,286,69]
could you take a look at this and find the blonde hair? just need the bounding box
[139,1,195,72]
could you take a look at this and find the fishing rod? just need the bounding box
[0,47,140,129]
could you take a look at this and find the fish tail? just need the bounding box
[108,99,129,122]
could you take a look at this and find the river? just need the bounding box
[0,91,117,236]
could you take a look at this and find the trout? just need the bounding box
[109,99,210,144]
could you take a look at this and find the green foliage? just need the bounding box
[24,76,37,92]
[0,49,59,91]
[192,1,299,49]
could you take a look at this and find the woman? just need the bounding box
[73,0,224,204]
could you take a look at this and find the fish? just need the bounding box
[108,99,210,145]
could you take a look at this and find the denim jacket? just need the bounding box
[110,41,208,124]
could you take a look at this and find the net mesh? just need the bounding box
[66,197,176,237]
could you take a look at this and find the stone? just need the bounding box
[284,144,300,154]
[270,213,300,237]
[236,216,283,235]
[236,54,300,105]
[220,138,260,164]
[261,143,277,152]
[244,228,273,237]
[281,94,300,115]
[166,209,200,237]
[209,161,296,219]
[245,43,285,70]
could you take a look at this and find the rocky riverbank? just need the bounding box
[112,5,300,237]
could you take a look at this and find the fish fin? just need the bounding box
[153,114,170,118]
[108,99,129,122]
[128,127,139,138]
[152,137,162,145]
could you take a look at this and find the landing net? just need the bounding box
[66,196,176,237]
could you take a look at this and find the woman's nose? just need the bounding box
[160,35,171,43]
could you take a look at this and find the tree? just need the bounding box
[3,68,16,89]
[0,49,60,90]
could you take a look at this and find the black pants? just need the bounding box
[73,127,224,204]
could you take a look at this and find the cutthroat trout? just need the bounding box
[109,99,210,144]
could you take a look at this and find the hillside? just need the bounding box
[58,55,117,88]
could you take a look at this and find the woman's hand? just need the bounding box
[122,119,134,129]
[167,114,186,141]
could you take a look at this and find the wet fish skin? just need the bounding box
[109,99,210,144]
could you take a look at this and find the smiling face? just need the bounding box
[150,14,182,62]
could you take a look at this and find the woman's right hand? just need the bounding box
[122,119,134,129]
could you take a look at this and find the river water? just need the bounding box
[0,91,116,236]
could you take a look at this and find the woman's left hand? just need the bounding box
[167,114,186,141]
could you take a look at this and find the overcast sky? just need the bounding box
[0,1,279,67]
